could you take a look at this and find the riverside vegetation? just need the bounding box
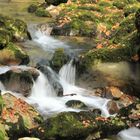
[0,0,140,140]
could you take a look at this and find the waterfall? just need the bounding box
[31,71,56,98]
[28,24,70,51]
[59,59,76,85]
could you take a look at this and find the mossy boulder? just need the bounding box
[32,111,98,140]
[82,47,132,68]
[0,93,43,139]
[51,48,69,72]
[65,100,88,109]
[0,14,29,42]
[0,43,29,65]
[35,8,51,17]
[31,111,127,140]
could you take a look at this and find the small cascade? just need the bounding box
[28,24,70,51]
[31,71,56,98]
[117,127,140,140]
[59,59,76,85]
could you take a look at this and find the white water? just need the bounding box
[25,61,110,117]
[117,127,140,140]
[28,24,70,52]
[59,59,76,85]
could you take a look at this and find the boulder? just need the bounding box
[1,93,43,139]
[0,43,29,65]
[107,101,119,115]
[65,100,88,109]
[0,67,39,97]
[0,14,29,42]
[37,64,63,96]
[28,4,38,13]
[31,111,127,140]
[51,48,69,72]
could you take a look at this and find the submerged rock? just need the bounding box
[65,100,88,109]
[0,67,39,96]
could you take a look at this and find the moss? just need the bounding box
[113,0,137,9]
[35,7,52,17]
[112,14,136,44]
[124,4,140,17]
[2,42,30,65]
[0,29,12,49]
[33,111,98,139]
[83,47,133,67]
[51,48,68,72]
[0,14,29,42]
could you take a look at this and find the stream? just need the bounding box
[0,24,140,139]
[0,0,140,136]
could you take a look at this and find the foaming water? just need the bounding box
[26,61,110,117]
[117,127,140,140]
[0,63,110,117]
[28,24,70,51]
[59,59,76,85]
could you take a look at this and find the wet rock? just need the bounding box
[65,100,88,109]
[37,64,63,96]
[0,67,39,96]
[51,48,69,72]
[31,111,98,140]
[45,0,68,6]
[104,86,123,100]
[51,24,71,36]
[1,93,43,139]
[31,111,127,140]
[92,109,102,116]
[107,101,119,115]
[28,4,38,13]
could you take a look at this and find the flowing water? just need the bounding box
[0,24,140,139]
